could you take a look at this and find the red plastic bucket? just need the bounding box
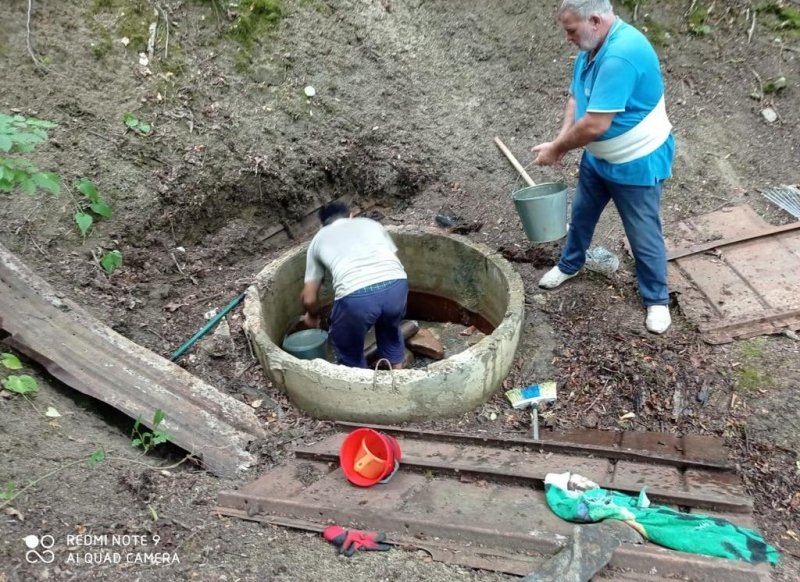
[339,428,402,487]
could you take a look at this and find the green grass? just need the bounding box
[89,0,186,72]
[739,337,768,360]
[735,338,773,392]
[757,2,800,30]
[229,0,285,48]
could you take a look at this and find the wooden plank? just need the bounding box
[334,421,733,470]
[667,221,800,260]
[0,243,265,477]
[674,253,765,319]
[665,205,770,256]
[296,434,751,512]
[719,240,800,308]
[666,205,800,343]
[216,457,768,581]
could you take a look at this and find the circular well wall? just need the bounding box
[243,226,525,423]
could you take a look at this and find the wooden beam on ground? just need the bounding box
[0,243,265,478]
[666,221,800,261]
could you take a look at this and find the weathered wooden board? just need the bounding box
[666,205,800,343]
[216,428,767,581]
[0,243,265,477]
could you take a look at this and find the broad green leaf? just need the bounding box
[0,481,16,500]
[90,200,113,218]
[100,250,122,274]
[2,374,39,395]
[153,408,166,426]
[131,437,142,448]
[152,433,171,446]
[74,211,93,236]
[75,178,98,201]
[137,122,152,134]
[33,172,60,194]
[87,448,106,466]
[20,178,36,194]
[1,353,23,370]
[10,133,39,152]
[123,113,138,129]
[25,117,58,129]
[0,135,12,152]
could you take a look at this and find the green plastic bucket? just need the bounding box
[512,182,568,243]
[282,329,329,360]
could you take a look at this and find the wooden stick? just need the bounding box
[494,137,535,187]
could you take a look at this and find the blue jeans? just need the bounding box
[329,279,408,368]
[558,156,669,306]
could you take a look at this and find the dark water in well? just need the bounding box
[284,290,495,367]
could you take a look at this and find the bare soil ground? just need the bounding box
[1,0,799,580]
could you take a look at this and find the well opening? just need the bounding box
[243,227,525,423]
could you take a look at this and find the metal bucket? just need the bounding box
[512,182,568,243]
[282,329,329,360]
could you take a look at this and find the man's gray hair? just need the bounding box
[559,0,614,20]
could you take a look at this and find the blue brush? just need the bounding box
[505,381,557,440]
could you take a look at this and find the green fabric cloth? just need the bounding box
[544,472,779,566]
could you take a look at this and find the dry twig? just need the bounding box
[747,10,756,44]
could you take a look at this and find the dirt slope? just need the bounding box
[1,0,799,580]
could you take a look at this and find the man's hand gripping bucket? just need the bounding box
[340,428,402,487]
[495,137,568,243]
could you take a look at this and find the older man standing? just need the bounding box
[532,0,674,334]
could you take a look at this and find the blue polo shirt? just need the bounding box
[571,19,674,186]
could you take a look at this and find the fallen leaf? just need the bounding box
[3,507,24,521]
[785,530,800,541]
[45,406,61,418]
[619,412,636,421]
[251,399,263,409]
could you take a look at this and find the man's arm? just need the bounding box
[301,279,323,328]
[301,279,323,315]
[532,105,615,167]
[556,96,577,139]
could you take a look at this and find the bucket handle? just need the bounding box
[373,358,398,393]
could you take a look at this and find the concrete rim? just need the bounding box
[243,226,525,423]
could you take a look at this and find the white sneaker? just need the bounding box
[646,305,671,334]
[538,266,578,289]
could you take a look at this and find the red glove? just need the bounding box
[323,525,391,557]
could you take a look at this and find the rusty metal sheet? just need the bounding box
[216,432,767,581]
[667,205,800,343]
[0,243,265,477]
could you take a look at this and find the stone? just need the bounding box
[406,327,444,360]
